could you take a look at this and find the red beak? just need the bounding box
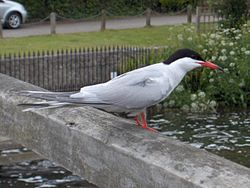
[198,61,223,71]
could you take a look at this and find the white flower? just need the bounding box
[199,103,206,109]
[176,85,184,92]
[209,78,214,83]
[219,56,227,61]
[229,51,235,55]
[209,100,217,108]
[221,40,226,46]
[235,36,240,40]
[191,102,199,111]
[239,80,245,87]
[202,49,208,54]
[197,45,203,49]
[241,47,246,52]
[198,91,206,98]
[168,100,175,107]
[229,63,235,67]
[245,51,250,55]
[215,34,221,40]
[201,33,207,38]
[229,42,234,46]
[229,79,234,83]
[187,28,193,32]
[211,56,217,61]
[208,39,215,45]
[177,34,183,40]
[223,68,229,73]
[210,33,216,38]
[191,94,197,101]
[181,105,189,112]
[221,49,227,53]
[187,37,193,41]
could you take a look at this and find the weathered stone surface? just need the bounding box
[0,73,250,188]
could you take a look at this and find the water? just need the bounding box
[0,147,97,188]
[149,109,250,168]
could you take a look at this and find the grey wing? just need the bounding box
[83,70,171,110]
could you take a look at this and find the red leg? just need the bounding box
[140,112,157,132]
[134,115,142,127]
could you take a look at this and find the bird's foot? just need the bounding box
[142,124,158,132]
[134,113,158,132]
[134,116,142,126]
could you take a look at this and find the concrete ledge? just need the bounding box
[0,73,250,188]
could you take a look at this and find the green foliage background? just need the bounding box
[215,0,249,29]
[15,0,199,20]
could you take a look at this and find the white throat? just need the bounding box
[164,57,202,89]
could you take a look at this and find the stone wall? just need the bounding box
[0,73,250,188]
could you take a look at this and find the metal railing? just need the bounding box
[0,46,168,91]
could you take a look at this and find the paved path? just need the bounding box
[2,14,194,38]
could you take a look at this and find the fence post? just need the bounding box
[0,23,3,38]
[101,9,106,31]
[187,5,192,24]
[50,12,56,35]
[196,6,201,33]
[145,8,151,27]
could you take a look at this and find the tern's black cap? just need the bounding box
[163,49,204,65]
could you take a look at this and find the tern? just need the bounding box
[19,48,222,132]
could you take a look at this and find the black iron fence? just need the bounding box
[0,46,168,91]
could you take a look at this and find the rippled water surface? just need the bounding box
[0,152,97,188]
[149,109,250,168]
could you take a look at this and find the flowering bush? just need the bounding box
[162,24,250,111]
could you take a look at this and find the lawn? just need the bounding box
[0,24,189,55]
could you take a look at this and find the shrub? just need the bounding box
[16,0,201,20]
[16,0,161,20]
[216,0,249,29]
[159,0,199,11]
[161,24,250,111]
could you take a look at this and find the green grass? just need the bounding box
[0,25,188,55]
